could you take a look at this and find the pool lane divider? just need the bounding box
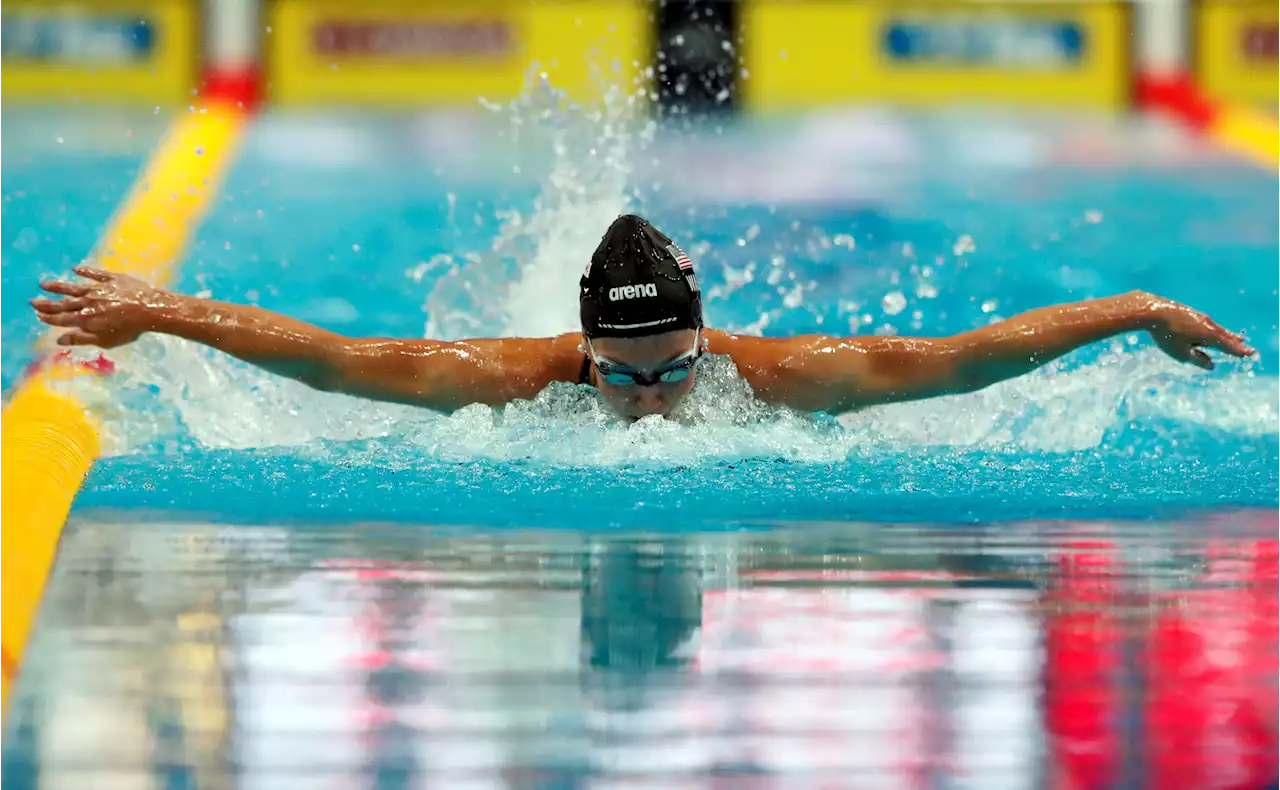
[0,100,249,718]
[1135,72,1278,171]
[1209,103,1280,171]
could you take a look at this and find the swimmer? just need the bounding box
[31,214,1255,422]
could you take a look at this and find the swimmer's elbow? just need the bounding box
[323,338,476,410]
[841,340,971,406]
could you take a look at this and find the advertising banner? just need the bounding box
[267,0,649,107]
[1,0,196,105]
[743,0,1132,112]
[1194,0,1277,108]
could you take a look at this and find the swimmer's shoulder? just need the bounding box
[702,329,835,396]
[704,328,804,361]
[454,332,583,386]
[542,332,589,385]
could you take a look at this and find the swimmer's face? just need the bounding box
[586,329,701,421]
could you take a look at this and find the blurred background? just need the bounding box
[2,1,1277,788]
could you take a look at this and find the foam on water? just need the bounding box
[62,78,1278,468]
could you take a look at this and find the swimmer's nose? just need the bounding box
[632,386,667,416]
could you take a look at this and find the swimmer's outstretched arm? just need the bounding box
[712,291,1255,414]
[31,267,583,411]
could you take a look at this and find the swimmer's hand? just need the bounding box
[1139,292,1256,370]
[31,266,172,348]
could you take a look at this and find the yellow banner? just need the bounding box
[1195,0,1277,109]
[267,0,649,107]
[743,0,1132,112]
[0,0,196,105]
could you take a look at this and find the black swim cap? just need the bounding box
[579,214,703,339]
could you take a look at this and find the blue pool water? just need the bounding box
[2,104,1278,786]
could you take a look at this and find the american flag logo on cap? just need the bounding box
[667,243,693,272]
[667,243,698,293]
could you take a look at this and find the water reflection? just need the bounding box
[2,513,1276,789]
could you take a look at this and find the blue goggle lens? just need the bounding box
[599,356,697,387]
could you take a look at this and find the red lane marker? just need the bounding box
[1135,71,1219,130]
[20,349,117,382]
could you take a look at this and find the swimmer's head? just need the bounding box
[579,215,705,420]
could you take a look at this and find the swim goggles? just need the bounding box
[586,332,702,387]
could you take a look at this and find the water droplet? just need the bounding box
[745,224,760,242]
[782,285,804,309]
[352,244,361,252]
[255,209,265,218]
[55,136,64,144]
[195,146,204,155]
[916,283,938,299]
[981,299,999,314]
[1084,210,1103,224]
[952,234,975,256]
[882,291,907,315]
[223,241,232,250]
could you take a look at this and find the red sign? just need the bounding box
[1241,22,1278,62]
[313,20,513,58]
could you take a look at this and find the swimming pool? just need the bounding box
[2,103,1277,786]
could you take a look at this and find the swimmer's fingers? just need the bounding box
[1201,326,1255,358]
[73,265,114,282]
[1187,347,1215,370]
[39,279,91,297]
[1156,307,1256,363]
[1180,319,1255,358]
[31,296,86,314]
[33,307,93,328]
[1158,334,1252,370]
[56,331,101,347]
[1154,334,1215,370]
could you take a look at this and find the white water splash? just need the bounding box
[422,76,657,340]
